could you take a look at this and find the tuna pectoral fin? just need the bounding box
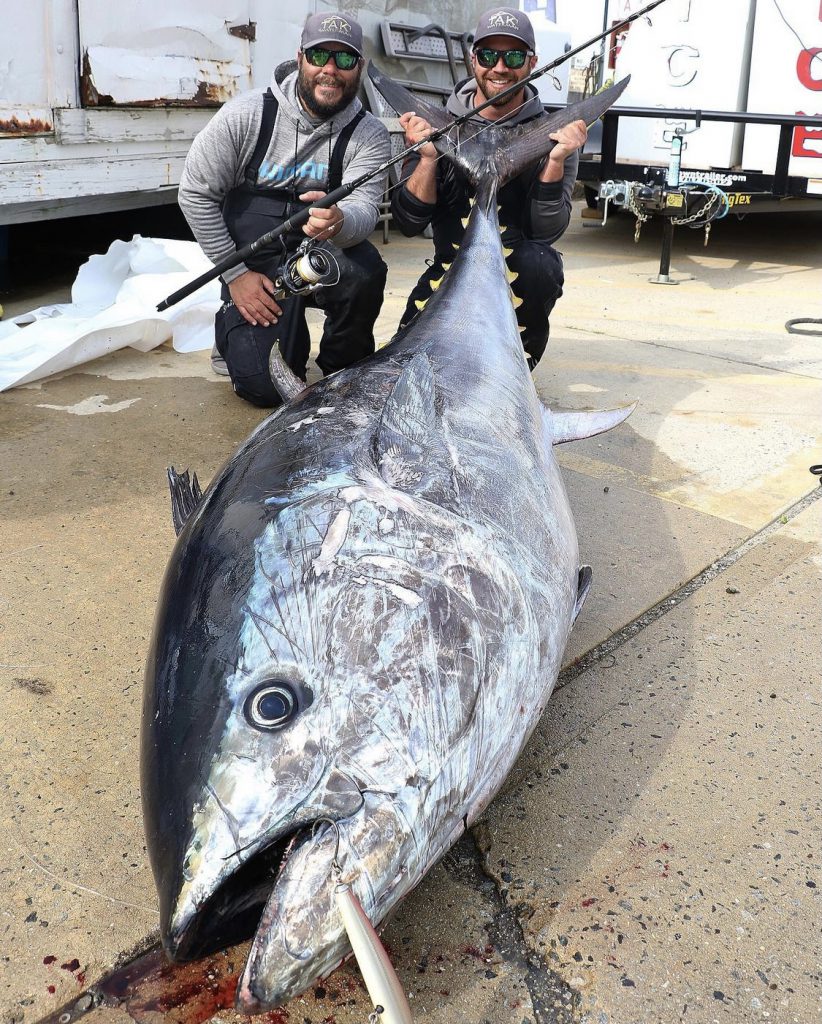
[574,566,593,622]
[375,353,456,499]
[548,402,637,445]
[269,344,305,403]
[366,62,453,132]
[167,466,203,536]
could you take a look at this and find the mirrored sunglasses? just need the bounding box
[303,47,360,71]
[474,47,532,70]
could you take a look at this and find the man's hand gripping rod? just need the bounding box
[156,0,666,312]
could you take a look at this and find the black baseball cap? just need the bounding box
[473,7,536,50]
[301,12,364,57]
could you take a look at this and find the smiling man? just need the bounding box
[179,13,389,407]
[392,6,587,371]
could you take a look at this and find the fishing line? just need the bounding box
[770,0,822,71]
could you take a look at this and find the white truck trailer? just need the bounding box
[0,1,490,226]
[574,0,822,218]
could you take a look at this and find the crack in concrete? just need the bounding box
[558,484,822,691]
[459,484,822,1023]
[448,832,584,1023]
[560,331,822,381]
[630,338,822,380]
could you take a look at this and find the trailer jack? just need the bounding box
[598,177,728,285]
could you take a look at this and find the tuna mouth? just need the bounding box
[165,827,306,963]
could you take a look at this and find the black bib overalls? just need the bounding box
[216,90,387,407]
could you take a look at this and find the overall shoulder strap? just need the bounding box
[245,89,279,184]
[327,108,367,191]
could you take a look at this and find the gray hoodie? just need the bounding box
[393,77,578,248]
[179,61,389,283]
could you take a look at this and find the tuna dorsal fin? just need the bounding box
[549,402,637,445]
[366,62,453,131]
[269,343,305,403]
[167,466,203,536]
[374,354,456,499]
[574,565,593,622]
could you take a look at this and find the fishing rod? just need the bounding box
[157,0,666,311]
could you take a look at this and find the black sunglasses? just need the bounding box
[303,47,360,71]
[473,47,532,69]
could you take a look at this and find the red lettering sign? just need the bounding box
[608,21,630,71]
[797,48,822,91]
[793,114,822,158]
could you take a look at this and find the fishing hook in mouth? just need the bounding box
[311,816,344,878]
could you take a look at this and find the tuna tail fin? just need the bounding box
[452,77,631,188]
[167,467,203,536]
[366,62,454,133]
[367,65,630,190]
[485,77,634,188]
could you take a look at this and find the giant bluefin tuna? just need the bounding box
[141,71,632,1013]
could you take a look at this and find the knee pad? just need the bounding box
[508,243,563,301]
[340,241,388,284]
[215,305,281,407]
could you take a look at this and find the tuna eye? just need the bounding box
[245,683,297,730]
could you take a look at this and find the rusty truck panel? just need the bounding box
[0,110,54,137]
[77,1,252,107]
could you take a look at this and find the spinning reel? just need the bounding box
[271,239,341,301]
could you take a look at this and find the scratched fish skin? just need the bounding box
[141,74,631,1013]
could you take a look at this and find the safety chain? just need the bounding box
[626,184,650,242]
[671,187,722,227]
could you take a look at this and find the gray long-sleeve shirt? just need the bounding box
[392,78,578,252]
[179,61,389,283]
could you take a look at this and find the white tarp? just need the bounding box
[0,236,221,392]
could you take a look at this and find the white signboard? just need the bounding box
[743,0,822,179]
[612,0,755,169]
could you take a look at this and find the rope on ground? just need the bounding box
[786,318,822,336]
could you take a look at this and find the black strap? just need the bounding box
[246,88,278,184]
[327,108,366,191]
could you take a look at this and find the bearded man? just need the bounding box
[179,13,389,407]
[391,6,587,371]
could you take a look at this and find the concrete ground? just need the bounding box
[0,204,820,1024]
